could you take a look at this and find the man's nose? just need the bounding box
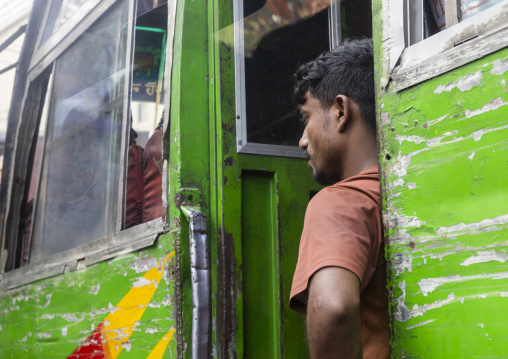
[299,129,308,151]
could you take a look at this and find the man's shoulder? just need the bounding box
[312,166,380,209]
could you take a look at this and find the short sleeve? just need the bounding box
[289,186,381,313]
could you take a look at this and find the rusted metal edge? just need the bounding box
[218,230,237,359]
[181,206,211,359]
[0,218,165,290]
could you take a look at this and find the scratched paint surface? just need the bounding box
[0,237,177,358]
[374,2,508,355]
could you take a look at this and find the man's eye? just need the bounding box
[299,117,308,125]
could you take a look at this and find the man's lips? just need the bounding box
[303,151,311,161]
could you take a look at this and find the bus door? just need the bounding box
[210,1,373,357]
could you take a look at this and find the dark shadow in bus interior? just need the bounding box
[125,2,168,229]
[244,0,372,147]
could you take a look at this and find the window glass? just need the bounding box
[242,0,330,146]
[423,0,504,40]
[29,0,130,263]
[126,4,168,228]
[458,0,503,21]
[40,0,91,45]
[0,32,26,185]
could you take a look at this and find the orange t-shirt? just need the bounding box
[290,165,390,359]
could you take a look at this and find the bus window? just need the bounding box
[234,0,372,156]
[14,1,170,267]
[386,0,508,90]
[40,0,91,45]
[26,0,131,263]
[126,4,168,228]
[0,2,32,185]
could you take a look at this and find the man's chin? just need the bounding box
[312,171,332,186]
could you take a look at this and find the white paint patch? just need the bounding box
[473,121,508,141]
[88,284,100,295]
[406,319,436,329]
[397,214,423,228]
[37,333,51,339]
[418,272,508,296]
[131,257,158,273]
[121,340,132,352]
[468,151,475,161]
[478,323,484,328]
[407,182,417,189]
[162,159,168,208]
[491,59,508,75]
[107,302,119,314]
[393,153,412,177]
[461,250,508,266]
[41,293,52,308]
[381,111,390,125]
[410,293,456,318]
[62,313,83,323]
[146,327,159,334]
[466,97,507,119]
[434,71,482,93]
[133,277,153,288]
[104,320,111,327]
[437,214,508,237]
[500,292,508,297]
[40,314,55,320]
[391,178,404,188]
[62,328,68,337]
[502,79,506,87]
[428,114,448,127]
[21,333,32,342]
[12,295,33,305]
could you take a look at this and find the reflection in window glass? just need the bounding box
[30,0,130,263]
[40,0,91,45]
[459,0,503,21]
[0,32,26,184]
[424,0,503,38]
[243,0,330,146]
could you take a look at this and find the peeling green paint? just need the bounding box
[374,0,508,356]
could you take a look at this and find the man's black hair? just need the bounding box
[293,38,376,132]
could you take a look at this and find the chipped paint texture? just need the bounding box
[0,248,177,358]
[376,11,508,355]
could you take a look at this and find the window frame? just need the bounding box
[0,0,178,284]
[233,0,341,158]
[382,0,508,91]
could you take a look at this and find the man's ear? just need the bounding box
[335,95,350,133]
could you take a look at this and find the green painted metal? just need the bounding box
[211,2,323,357]
[167,0,211,357]
[241,171,280,358]
[373,1,508,356]
[0,235,177,358]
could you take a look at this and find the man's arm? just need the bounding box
[307,266,362,359]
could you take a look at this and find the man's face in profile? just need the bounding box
[298,92,343,186]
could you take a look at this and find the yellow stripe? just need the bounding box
[101,251,175,359]
[146,328,176,359]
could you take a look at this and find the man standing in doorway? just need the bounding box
[289,38,390,358]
